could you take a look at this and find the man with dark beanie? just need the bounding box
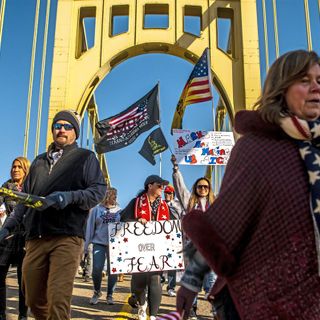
[0,109,107,319]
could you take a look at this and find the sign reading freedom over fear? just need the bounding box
[108,220,185,274]
[173,129,235,165]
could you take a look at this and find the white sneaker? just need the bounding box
[150,316,156,320]
[89,291,102,305]
[138,301,147,320]
[167,289,176,297]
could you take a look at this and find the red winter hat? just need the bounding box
[164,185,175,194]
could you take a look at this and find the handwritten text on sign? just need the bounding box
[173,129,235,165]
[108,220,184,274]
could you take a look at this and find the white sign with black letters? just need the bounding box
[108,220,184,274]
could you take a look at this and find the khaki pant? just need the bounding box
[22,236,83,320]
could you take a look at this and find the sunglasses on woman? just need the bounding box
[196,185,209,190]
[53,123,74,131]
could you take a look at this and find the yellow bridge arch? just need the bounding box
[47,0,261,182]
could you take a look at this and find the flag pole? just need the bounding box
[157,80,162,177]
[206,48,215,131]
[159,152,162,177]
[206,48,218,194]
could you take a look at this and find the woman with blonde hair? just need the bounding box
[0,157,30,320]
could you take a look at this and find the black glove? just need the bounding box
[46,191,73,210]
[36,191,74,211]
[0,228,10,243]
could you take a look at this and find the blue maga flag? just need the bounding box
[139,127,168,165]
[95,84,159,153]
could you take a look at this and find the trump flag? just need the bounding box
[95,84,160,153]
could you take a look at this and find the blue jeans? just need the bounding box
[167,270,176,290]
[193,270,216,308]
[203,271,216,293]
[92,244,117,297]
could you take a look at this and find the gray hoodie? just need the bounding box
[84,204,121,252]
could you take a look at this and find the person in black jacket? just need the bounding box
[0,157,30,320]
[0,110,107,320]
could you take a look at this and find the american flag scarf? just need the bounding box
[281,115,320,275]
[156,311,182,320]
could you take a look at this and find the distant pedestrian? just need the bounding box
[0,110,107,319]
[0,157,30,320]
[84,187,121,306]
[163,185,184,298]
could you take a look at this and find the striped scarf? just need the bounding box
[281,115,320,274]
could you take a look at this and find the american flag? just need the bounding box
[182,48,212,105]
[171,48,213,132]
[156,311,182,320]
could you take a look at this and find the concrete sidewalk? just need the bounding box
[6,269,212,319]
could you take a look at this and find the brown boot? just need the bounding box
[118,273,124,282]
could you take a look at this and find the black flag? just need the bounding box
[95,84,159,153]
[139,127,168,165]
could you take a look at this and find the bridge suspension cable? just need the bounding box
[261,0,269,72]
[24,0,40,157]
[303,0,312,50]
[272,0,279,58]
[35,0,51,157]
[0,0,6,52]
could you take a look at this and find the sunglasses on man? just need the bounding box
[53,123,74,131]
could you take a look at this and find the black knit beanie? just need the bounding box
[52,110,80,139]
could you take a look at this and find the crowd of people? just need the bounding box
[0,49,320,320]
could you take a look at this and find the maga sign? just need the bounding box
[173,129,235,166]
[108,220,184,274]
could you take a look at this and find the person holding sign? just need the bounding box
[0,157,30,320]
[121,175,171,320]
[181,50,320,319]
[171,154,216,320]
[84,187,121,305]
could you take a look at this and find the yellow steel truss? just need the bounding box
[47,0,261,183]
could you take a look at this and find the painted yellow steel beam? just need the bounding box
[0,0,6,52]
[47,0,261,180]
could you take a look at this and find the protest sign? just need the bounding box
[172,129,235,165]
[108,220,184,274]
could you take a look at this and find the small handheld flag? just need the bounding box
[156,311,182,320]
[0,187,45,209]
